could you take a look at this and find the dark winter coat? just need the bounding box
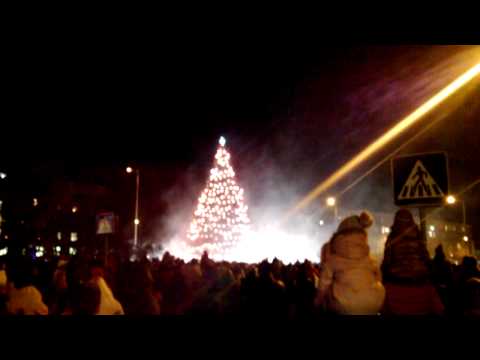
[382,282,444,315]
[381,226,431,284]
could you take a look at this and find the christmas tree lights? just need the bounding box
[187,136,250,258]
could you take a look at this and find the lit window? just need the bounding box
[35,246,45,257]
[33,198,38,207]
[381,226,391,235]
[69,247,77,256]
[0,247,7,256]
[429,225,435,231]
[70,232,78,242]
[463,236,469,242]
[445,225,448,231]
[72,206,78,214]
[57,232,62,241]
[53,245,61,256]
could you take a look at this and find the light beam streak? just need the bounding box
[284,61,480,219]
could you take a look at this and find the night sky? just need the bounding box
[2,43,480,242]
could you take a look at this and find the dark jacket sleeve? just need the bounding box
[381,236,394,279]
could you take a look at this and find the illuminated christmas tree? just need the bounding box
[187,136,250,259]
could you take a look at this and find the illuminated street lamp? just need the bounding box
[0,172,6,180]
[126,166,141,249]
[446,195,456,205]
[326,197,336,207]
[326,197,338,222]
[445,195,472,254]
[445,195,466,227]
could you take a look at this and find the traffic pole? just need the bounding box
[419,207,428,244]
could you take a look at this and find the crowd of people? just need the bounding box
[0,209,479,316]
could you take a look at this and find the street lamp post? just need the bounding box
[446,195,472,255]
[127,167,141,250]
[446,195,466,227]
[326,197,338,223]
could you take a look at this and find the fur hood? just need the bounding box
[331,232,370,260]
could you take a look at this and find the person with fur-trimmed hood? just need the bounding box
[381,209,431,283]
[316,212,385,315]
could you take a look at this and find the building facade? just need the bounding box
[0,179,122,261]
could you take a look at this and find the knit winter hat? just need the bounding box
[336,211,374,235]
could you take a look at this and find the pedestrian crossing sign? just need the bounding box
[96,212,116,235]
[392,152,449,207]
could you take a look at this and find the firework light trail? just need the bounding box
[284,61,480,221]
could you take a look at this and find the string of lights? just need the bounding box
[187,137,250,258]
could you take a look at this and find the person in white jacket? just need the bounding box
[316,212,385,315]
[94,276,125,315]
[6,261,49,315]
[7,285,49,315]
[89,261,124,315]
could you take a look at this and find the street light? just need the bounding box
[126,166,141,250]
[326,197,338,222]
[446,195,456,205]
[0,172,6,180]
[445,195,466,227]
[446,195,472,255]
